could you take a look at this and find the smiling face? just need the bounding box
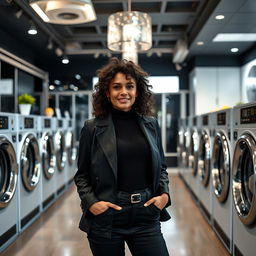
[107,72,138,112]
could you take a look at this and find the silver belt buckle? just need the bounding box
[131,193,141,204]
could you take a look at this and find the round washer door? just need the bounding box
[20,134,41,191]
[198,130,211,186]
[0,137,18,208]
[42,132,55,179]
[65,131,76,166]
[233,133,256,226]
[55,131,66,171]
[212,131,230,203]
[188,130,199,175]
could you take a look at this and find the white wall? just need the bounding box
[190,67,240,115]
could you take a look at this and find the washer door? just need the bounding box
[20,134,41,191]
[198,130,211,186]
[0,137,18,208]
[188,130,199,175]
[42,132,55,179]
[212,131,230,203]
[233,133,256,226]
[55,131,66,171]
[65,131,76,166]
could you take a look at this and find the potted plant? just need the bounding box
[18,93,36,115]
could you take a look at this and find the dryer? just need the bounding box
[211,109,233,253]
[17,115,41,233]
[53,117,67,197]
[187,116,200,202]
[38,116,56,210]
[197,112,214,224]
[232,102,256,256]
[64,118,77,186]
[0,113,19,252]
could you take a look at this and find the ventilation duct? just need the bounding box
[30,0,96,24]
[172,39,189,64]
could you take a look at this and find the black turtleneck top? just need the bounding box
[111,108,151,192]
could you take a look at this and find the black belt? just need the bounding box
[116,188,152,204]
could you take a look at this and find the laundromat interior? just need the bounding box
[0,0,256,255]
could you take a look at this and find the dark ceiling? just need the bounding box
[0,0,255,83]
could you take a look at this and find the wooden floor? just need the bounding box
[2,174,230,256]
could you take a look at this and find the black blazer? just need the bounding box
[74,113,171,233]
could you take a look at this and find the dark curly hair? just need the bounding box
[92,58,154,117]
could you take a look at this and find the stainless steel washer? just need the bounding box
[232,102,256,256]
[211,109,233,253]
[17,115,41,233]
[0,113,18,252]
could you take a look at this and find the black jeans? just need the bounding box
[87,189,169,256]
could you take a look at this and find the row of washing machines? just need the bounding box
[0,113,77,252]
[177,101,256,256]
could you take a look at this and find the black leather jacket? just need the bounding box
[74,113,171,234]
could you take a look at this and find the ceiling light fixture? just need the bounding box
[231,48,239,53]
[215,15,225,20]
[197,41,204,46]
[28,21,38,35]
[29,0,96,24]
[107,0,152,54]
[62,55,69,64]
[213,33,256,42]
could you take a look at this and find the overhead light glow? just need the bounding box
[75,74,81,80]
[28,24,37,35]
[215,15,225,20]
[231,48,239,53]
[197,41,204,46]
[213,33,256,42]
[62,56,69,64]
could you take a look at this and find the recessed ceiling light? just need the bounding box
[231,48,239,53]
[62,55,69,64]
[213,33,256,42]
[197,41,204,46]
[28,23,37,35]
[215,15,225,20]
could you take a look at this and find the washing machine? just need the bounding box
[38,116,57,210]
[187,115,200,202]
[0,113,19,252]
[177,118,185,179]
[211,108,233,253]
[64,118,77,186]
[53,117,67,197]
[232,102,256,256]
[197,112,214,224]
[17,114,41,233]
[182,117,190,187]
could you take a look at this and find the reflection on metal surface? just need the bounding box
[42,133,55,179]
[55,131,66,171]
[182,131,189,167]
[232,133,256,226]
[198,131,211,186]
[65,131,77,165]
[212,131,230,203]
[0,137,18,208]
[20,134,40,191]
[177,129,184,166]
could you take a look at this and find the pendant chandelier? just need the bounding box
[107,0,152,55]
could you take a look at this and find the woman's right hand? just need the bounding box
[89,201,122,215]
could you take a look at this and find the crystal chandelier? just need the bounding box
[107,0,152,56]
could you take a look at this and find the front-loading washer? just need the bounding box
[64,118,77,186]
[187,115,200,202]
[53,117,67,197]
[0,113,19,252]
[182,117,190,187]
[232,102,256,256]
[211,108,233,253]
[38,116,57,210]
[177,118,185,179]
[197,112,214,224]
[17,115,41,233]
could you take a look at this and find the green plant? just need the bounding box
[18,94,36,105]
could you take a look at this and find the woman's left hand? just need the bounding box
[144,193,169,210]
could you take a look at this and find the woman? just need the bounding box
[74,58,171,256]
